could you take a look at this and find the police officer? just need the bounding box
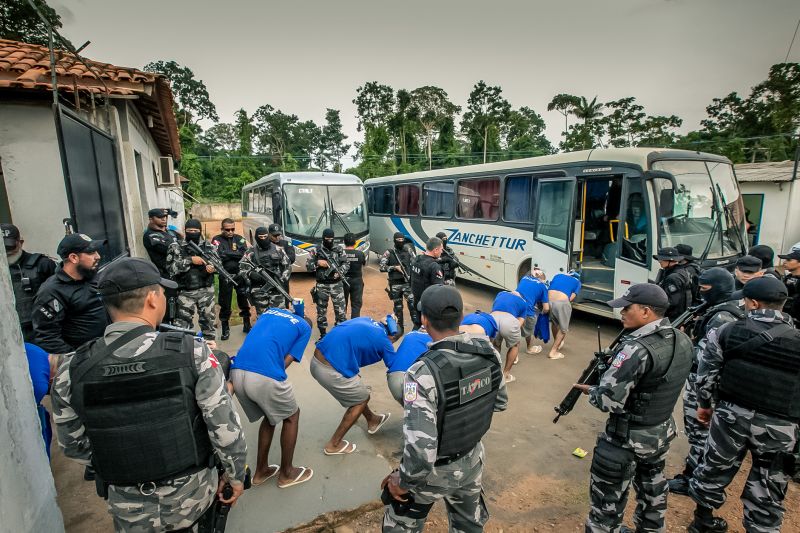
[749,244,782,280]
[778,242,800,323]
[380,232,417,334]
[166,219,217,339]
[675,244,703,305]
[573,283,693,533]
[688,277,799,533]
[240,225,292,315]
[409,237,444,330]
[653,246,692,321]
[3,223,57,342]
[733,254,764,289]
[31,233,109,354]
[307,228,349,337]
[668,267,744,496]
[381,285,508,532]
[211,218,251,339]
[343,232,366,318]
[51,257,248,532]
[142,208,180,323]
[436,231,459,286]
[269,224,296,307]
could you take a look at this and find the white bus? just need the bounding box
[365,148,747,317]
[241,172,369,271]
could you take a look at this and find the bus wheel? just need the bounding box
[517,260,531,283]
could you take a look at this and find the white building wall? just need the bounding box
[740,181,800,258]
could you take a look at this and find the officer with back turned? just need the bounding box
[379,232,417,335]
[409,237,444,330]
[3,223,57,342]
[51,257,248,532]
[142,208,180,323]
[381,285,507,532]
[212,218,251,339]
[343,232,366,318]
[573,283,693,533]
[435,231,459,286]
[307,228,349,338]
[687,277,799,533]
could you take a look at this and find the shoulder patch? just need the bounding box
[611,351,630,368]
[403,381,418,403]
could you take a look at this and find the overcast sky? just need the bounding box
[52,0,799,166]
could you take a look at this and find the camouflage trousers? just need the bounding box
[586,435,670,532]
[250,285,287,315]
[315,281,346,331]
[382,455,488,532]
[681,372,708,473]
[176,287,216,339]
[107,467,216,532]
[388,282,417,328]
[689,401,799,533]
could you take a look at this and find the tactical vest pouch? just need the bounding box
[591,438,635,483]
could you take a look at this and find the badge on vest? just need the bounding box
[102,362,148,376]
[459,367,492,405]
[404,381,418,403]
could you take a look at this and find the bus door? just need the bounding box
[530,177,576,277]
[612,174,652,302]
[271,189,283,227]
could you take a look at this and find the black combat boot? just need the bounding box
[668,472,691,496]
[84,465,96,481]
[242,316,252,334]
[688,505,728,533]
[221,321,230,341]
[319,327,326,340]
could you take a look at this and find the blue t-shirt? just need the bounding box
[317,317,396,378]
[491,291,527,318]
[549,273,582,298]
[387,330,432,373]
[233,308,312,381]
[25,343,52,458]
[516,276,549,316]
[461,312,499,338]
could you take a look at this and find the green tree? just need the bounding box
[234,109,254,156]
[143,60,218,127]
[461,81,511,163]
[353,81,395,131]
[410,86,460,170]
[317,108,350,172]
[547,93,581,140]
[636,114,683,146]
[603,97,645,147]
[503,106,554,156]
[199,123,238,154]
[388,89,419,168]
[0,0,63,47]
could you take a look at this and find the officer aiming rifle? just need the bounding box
[188,240,238,287]
[553,300,709,423]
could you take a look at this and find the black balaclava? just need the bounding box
[436,231,447,246]
[255,226,270,249]
[698,267,735,305]
[393,231,406,251]
[322,228,335,249]
[185,219,202,244]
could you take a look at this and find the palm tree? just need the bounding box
[573,96,604,125]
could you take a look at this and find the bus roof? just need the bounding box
[364,147,731,184]
[243,172,363,191]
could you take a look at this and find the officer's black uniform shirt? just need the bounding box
[438,246,459,281]
[211,233,248,273]
[784,274,799,324]
[31,266,109,354]
[656,265,691,320]
[344,248,366,280]
[410,254,444,302]
[143,227,179,278]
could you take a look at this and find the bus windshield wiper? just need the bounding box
[331,208,351,234]
[700,186,723,262]
[715,183,747,256]
[307,206,327,239]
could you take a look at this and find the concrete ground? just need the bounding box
[52,257,798,532]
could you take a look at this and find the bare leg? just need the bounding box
[549,329,567,358]
[362,403,383,430]
[277,409,308,484]
[253,418,278,483]
[324,401,367,452]
[502,342,518,376]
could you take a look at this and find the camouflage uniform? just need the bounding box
[383,333,508,532]
[239,244,291,314]
[689,310,799,532]
[167,240,216,339]
[51,322,248,532]
[307,244,349,332]
[379,245,417,329]
[586,319,684,533]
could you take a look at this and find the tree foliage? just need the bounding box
[143,60,218,127]
[461,81,511,163]
[0,0,63,47]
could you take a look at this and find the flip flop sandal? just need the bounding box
[367,412,391,435]
[251,464,279,486]
[278,467,314,489]
[548,352,565,360]
[513,355,520,365]
[526,345,543,354]
[324,440,357,455]
[505,374,516,383]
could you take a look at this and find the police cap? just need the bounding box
[778,242,800,261]
[674,244,697,261]
[735,255,762,274]
[322,228,335,239]
[1,223,20,247]
[653,247,684,261]
[57,233,107,259]
[607,283,669,309]
[731,276,788,303]
[417,285,463,319]
[268,223,282,236]
[98,257,178,296]
[148,208,171,218]
[748,245,774,268]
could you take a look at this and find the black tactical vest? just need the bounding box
[315,245,342,283]
[420,338,502,460]
[10,253,46,335]
[175,242,214,290]
[70,327,213,485]
[622,328,693,428]
[254,242,285,279]
[692,302,745,345]
[387,246,413,283]
[718,318,800,421]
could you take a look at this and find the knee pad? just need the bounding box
[591,439,635,483]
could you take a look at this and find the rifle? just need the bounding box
[441,247,509,290]
[197,464,252,533]
[316,245,350,289]
[552,300,710,423]
[390,248,410,283]
[240,255,292,302]
[188,241,238,287]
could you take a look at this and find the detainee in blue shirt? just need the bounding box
[490,290,528,383]
[25,343,58,459]
[516,267,550,354]
[386,328,432,404]
[312,316,397,455]
[547,271,582,360]
[460,310,499,339]
[232,307,314,488]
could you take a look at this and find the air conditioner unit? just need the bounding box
[158,157,176,187]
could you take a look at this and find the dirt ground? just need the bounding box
[51,257,799,532]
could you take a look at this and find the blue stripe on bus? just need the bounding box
[390,217,424,250]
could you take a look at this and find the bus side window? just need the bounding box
[504,175,536,223]
[457,177,499,220]
[272,190,282,225]
[395,184,420,216]
[422,181,454,218]
[534,180,573,250]
[373,186,393,215]
[618,178,649,265]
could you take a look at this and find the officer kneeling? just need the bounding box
[51,258,248,532]
[381,285,508,533]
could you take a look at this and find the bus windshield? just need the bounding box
[651,160,746,260]
[282,183,368,238]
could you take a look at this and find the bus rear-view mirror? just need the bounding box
[659,188,675,218]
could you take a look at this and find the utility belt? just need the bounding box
[434,449,469,467]
[316,280,341,285]
[96,460,211,499]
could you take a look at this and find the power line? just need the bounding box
[786,16,800,63]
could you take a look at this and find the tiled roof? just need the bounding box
[735,160,796,183]
[0,39,180,159]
